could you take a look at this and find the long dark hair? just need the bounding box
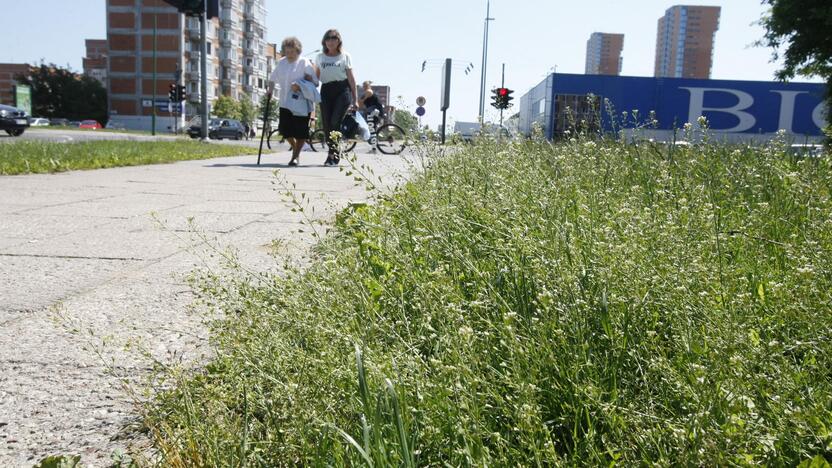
[321,29,343,55]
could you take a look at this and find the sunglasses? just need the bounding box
[325,36,339,40]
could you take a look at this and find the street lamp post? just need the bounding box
[478,0,494,121]
[200,0,208,140]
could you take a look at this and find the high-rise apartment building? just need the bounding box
[106,0,268,131]
[83,39,108,86]
[585,33,624,76]
[654,5,720,79]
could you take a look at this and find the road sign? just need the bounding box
[14,85,31,116]
[416,96,426,107]
[416,106,425,116]
[155,100,181,112]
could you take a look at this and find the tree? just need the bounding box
[258,93,278,123]
[15,63,106,123]
[213,95,240,120]
[392,108,418,133]
[760,0,832,123]
[238,93,257,126]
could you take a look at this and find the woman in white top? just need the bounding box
[315,29,358,166]
[268,37,318,166]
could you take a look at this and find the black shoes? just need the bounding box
[288,157,299,166]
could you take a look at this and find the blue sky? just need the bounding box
[0,0,820,127]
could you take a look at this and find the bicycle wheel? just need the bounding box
[266,129,282,150]
[375,124,407,155]
[308,129,326,152]
[342,140,357,153]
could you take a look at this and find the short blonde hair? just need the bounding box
[280,36,302,55]
[362,81,372,88]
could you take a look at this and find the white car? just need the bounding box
[29,118,50,127]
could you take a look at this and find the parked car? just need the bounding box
[0,104,30,137]
[188,118,246,140]
[79,120,103,130]
[68,120,81,127]
[453,121,511,143]
[30,117,50,127]
[50,118,70,126]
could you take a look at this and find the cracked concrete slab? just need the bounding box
[0,148,410,466]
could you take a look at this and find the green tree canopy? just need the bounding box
[238,93,257,126]
[760,0,832,108]
[212,95,241,120]
[15,63,107,123]
[258,93,278,123]
[392,109,418,133]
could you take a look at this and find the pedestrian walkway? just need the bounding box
[0,149,408,466]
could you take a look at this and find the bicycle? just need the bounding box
[265,118,326,152]
[338,110,408,155]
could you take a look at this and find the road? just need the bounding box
[0,146,410,466]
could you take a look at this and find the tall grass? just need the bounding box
[143,134,832,466]
[0,140,259,175]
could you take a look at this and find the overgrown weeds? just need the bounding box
[143,134,832,466]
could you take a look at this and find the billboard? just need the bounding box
[14,85,31,116]
[519,73,828,140]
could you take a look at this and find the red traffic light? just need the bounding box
[498,87,508,96]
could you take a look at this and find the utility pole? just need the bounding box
[200,0,209,140]
[478,0,494,121]
[152,13,157,136]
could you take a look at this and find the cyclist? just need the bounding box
[357,81,385,127]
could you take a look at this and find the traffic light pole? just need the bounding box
[500,63,505,127]
[199,1,208,140]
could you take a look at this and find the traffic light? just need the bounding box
[177,84,187,101]
[503,88,514,109]
[168,83,177,101]
[161,0,219,18]
[491,88,514,110]
[490,88,502,109]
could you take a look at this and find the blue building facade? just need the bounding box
[518,73,828,142]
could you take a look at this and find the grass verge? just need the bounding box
[0,140,260,175]
[143,136,832,466]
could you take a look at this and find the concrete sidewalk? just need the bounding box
[0,149,408,466]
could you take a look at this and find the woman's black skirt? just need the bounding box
[278,107,310,139]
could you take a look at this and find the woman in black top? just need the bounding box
[358,80,385,125]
